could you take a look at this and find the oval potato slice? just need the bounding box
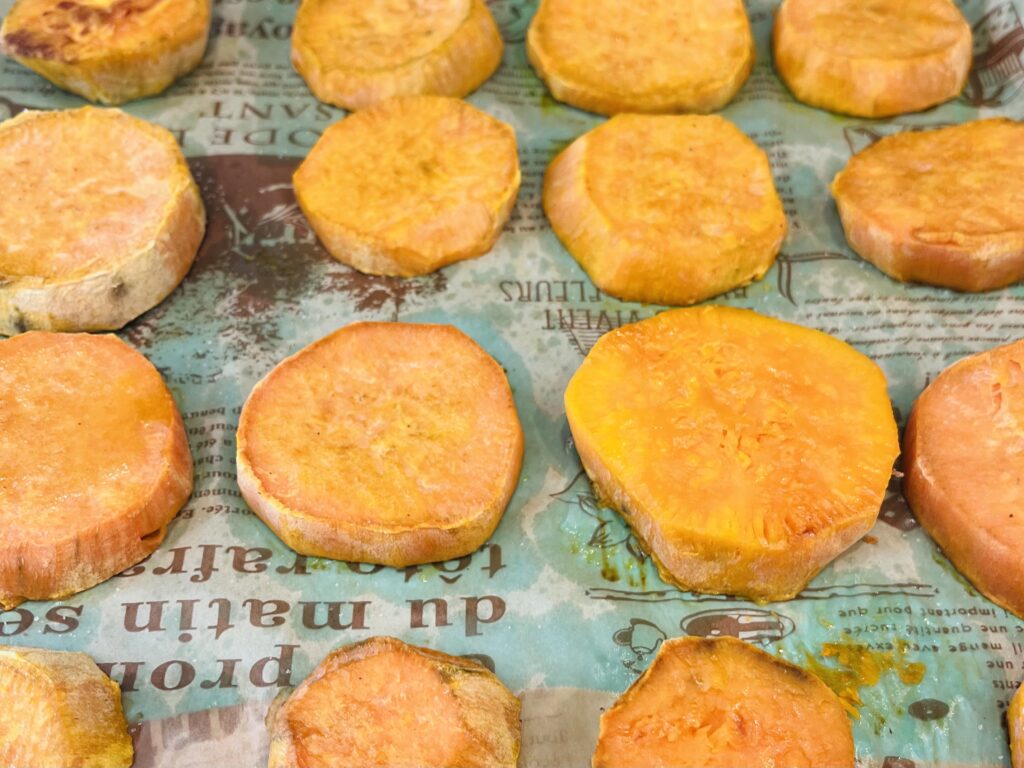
[0,107,206,334]
[291,0,502,110]
[267,636,520,768]
[0,646,133,768]
[1,0,210,104]
[1012,683,1024,768]
[293,96,519,278]
[526,0,754,115]
[544,114,786,306]
[564,306,899,602]
[593,637,854,768]
[832,119,1024,292]
[237,322,523,566]
[0,332,193,609]
[904,339,1024,618]
[773,0,971,117]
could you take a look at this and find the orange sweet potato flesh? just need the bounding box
[565,306,899,601]
[0,332,193,609]
[0,646,133,768]
[904,339,1024,618]
[267,636,520,768]
[237,322,523,567]
[1012,683,1024,768]
[593,637,854,768]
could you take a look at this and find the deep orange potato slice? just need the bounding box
[593,637,854,768]
[1,0,210,104]
[267,636,520,768]
[832,119,1024,292]
[1012,683,1024,768]
[291,0,502,110]
[526,0,754,115]
[564,306,899,602]
[0,332,193,609]
[904,339,1024,618]
[544,114,786,306]
[0,646,133,768]
[293,96,519,277]
[773,0,971,117]
[0,107,206,333]
[237,322,523,566]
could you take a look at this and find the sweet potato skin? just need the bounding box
[832,119,1024,292]
[773,0,971,117]
[565,306,899,602]
[237,322,523,566]
[0,646,133,768]
[292,0,502,111]
[593,636,854,768]
[267,636,520,768]
[904,339,1024,619]
[0,332,193,609]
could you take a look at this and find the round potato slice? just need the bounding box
[773,0,971,117]
[291,0,502,110]
[832,119,1024,293]
[293,96,519,278]
[0,646,133,768]
[1,0,210,104]
[593,637,854,768]
[1012,683,1024,768]
[904,340,1024,619]
[267,636,520,768]
[0,107,206,334]
[526,0,754,115]
[564,306,899,602]
[544,114,786,306]
[237,322,524,566]
[0,332,193,609]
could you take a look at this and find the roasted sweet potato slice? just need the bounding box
[1012,683,1024,768]
[293,96,519,277]
[0,0,210,104]
[0,107,206,333]
[526,0,754,115]
[832,119,1024,292]
[0,332,193,608]
[544,114,786,306]
[564,306,899,601]
[267,636,520,768]
[237,322,523,566]
[292,0,502,110]
[593,637,854,768]
[904,339,1024,618]
[0,646,133,768]
[773,0,971,117]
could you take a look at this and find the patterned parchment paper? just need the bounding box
[1,1,1024,765]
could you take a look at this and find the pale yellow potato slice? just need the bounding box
[0,646,133,768]
[237,322,524,566]
[0,332,193,609]
[1,0,210,104]
[293,96,519,277]
[292,0,502,110]
[773,0,971,117]
[0,107,206,334]
[544,114,786,306]
[832,119,1024,292]
[526,0,754,115]
[267,637,520,768]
